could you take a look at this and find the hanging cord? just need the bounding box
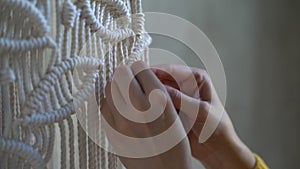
[0,0,151,168]
[77,0,134,42]
[0,137,46,169]
[0,0,49,36]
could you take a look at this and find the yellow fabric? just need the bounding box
[253,154,269,169]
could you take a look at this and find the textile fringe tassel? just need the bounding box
[0,0,151,168]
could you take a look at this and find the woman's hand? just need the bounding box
[100,61,193,169]
[153,64,256,169]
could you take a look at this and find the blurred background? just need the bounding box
[143,0,300,168]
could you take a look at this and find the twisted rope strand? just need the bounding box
[0,0,49,36]
[0,0,151,168]
[0,137,46,169]
[0,36,56,54]
[67,117,75,169]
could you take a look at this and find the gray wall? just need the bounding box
[143,0,300,168]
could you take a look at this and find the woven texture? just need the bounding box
[0,0,151,168]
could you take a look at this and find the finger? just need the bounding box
[151,67,174,81]
[126,69,147,109]
[104,82,143,137]
[112,65,134,102]
[165,85,200,119]
[152,67,180,90]
[131,61,165,95]
[113,65,147,111]
[160,79,179,90]
[100,98,115,126]
[152,64,194,83]
[105,80,144,124]
[165,86,199,109]
[191,101,210,137]
[165,85,182,110]
[104,82,124,122]
[153,64,199,98]
[166,85,211,138]
[192,69,212,102]
[154,64,212,102]
[166,86,211,138]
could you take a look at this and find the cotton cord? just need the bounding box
[0,0,151,168]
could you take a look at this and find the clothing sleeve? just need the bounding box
[253,154,269,169]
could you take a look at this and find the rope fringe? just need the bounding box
[0,0,151,168]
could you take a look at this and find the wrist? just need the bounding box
[222,136,256,169]
[201,134,256,169]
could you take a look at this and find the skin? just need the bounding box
[101,61,256,169]
[101,61,193,169]
[152,64,256,169]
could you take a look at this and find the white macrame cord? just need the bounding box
[0,0,151,168]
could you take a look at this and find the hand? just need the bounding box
[100,61,193,169]
[153,64,256,169]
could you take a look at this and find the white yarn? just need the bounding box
[0,0,50,36]
[0,36,56,53]
[0,0,151,168]
[0,68,16,85]
[0,137,46,169]
[62,0,77,28]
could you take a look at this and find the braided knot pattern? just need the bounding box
[0,0,151,168]
[0,36,56,53]
[0,138,46,169]
[62,1,77,28]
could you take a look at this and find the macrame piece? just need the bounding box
[0,0,151,168]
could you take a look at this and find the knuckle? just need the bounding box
[194,69,209,80]
[193,70,202,81]
[131,60,146,72]
[172,89,181,99]
[193,69,212,87]
[115,64,128,72]
[201,70,211,82]
[199,101,211,114]
[167,87,178,98]
[132,60,144,66]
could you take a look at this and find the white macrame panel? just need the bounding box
[0,0,151,168]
